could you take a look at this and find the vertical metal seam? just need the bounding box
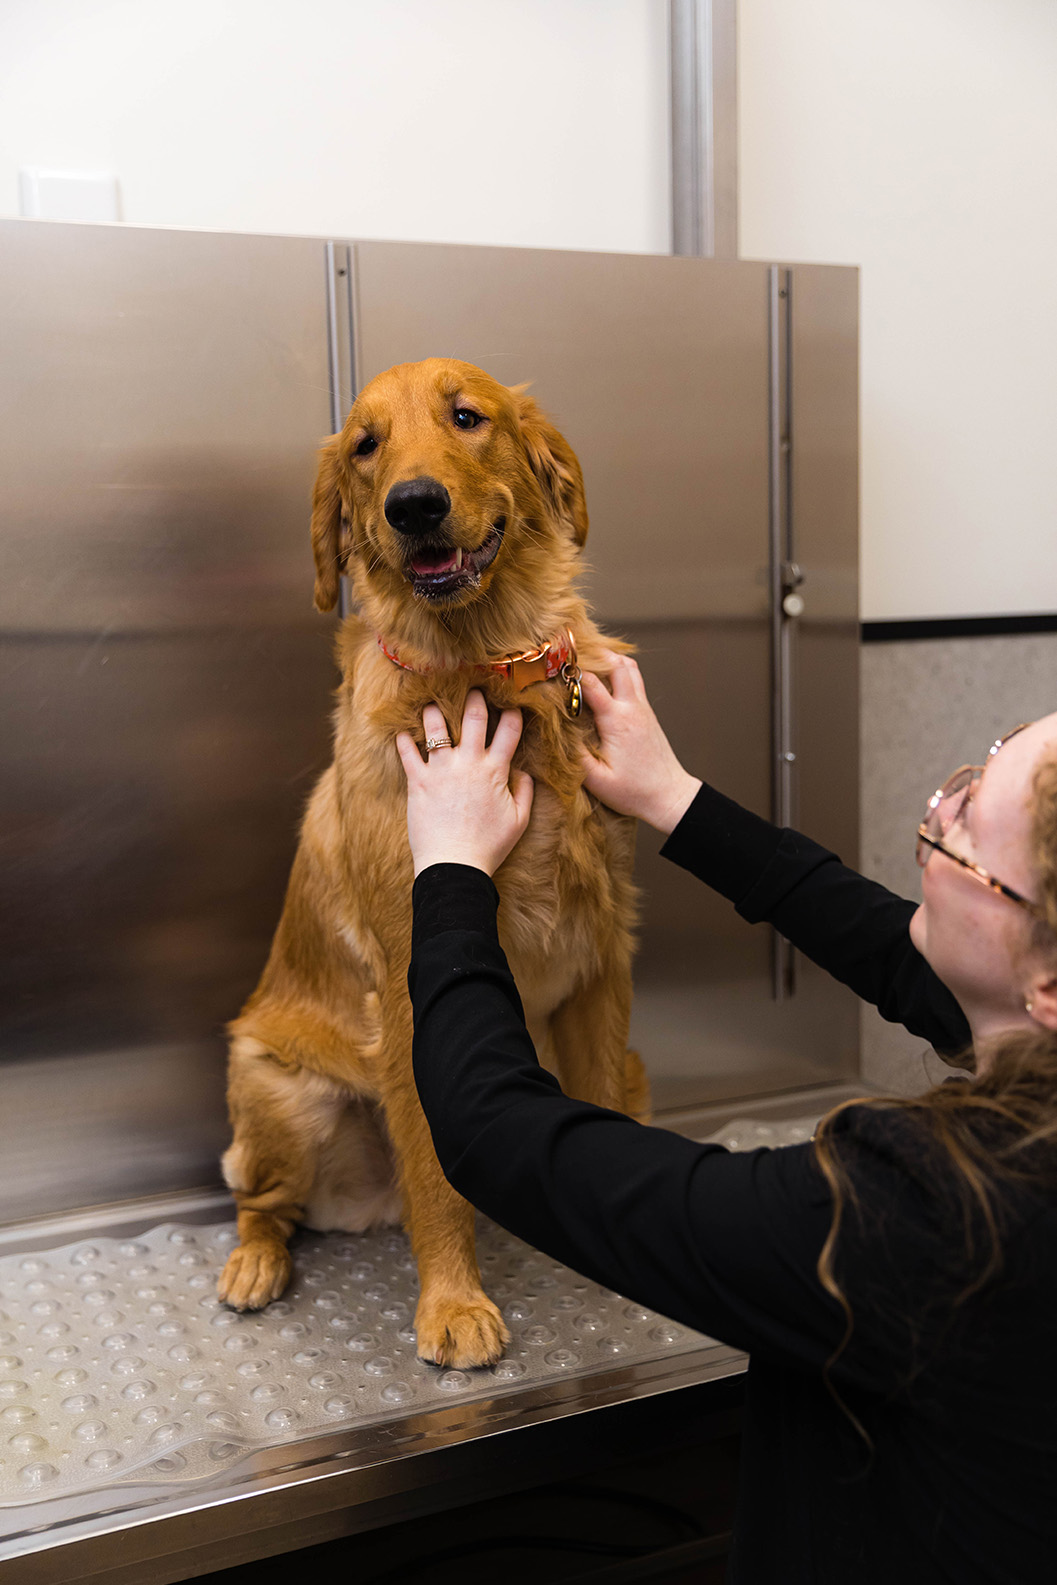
[768,265,783,825]
[339,243,359,621]
[324,240,342,436]
[768,265,796,1000]
[781,269,796,836]
[344,244,358,402]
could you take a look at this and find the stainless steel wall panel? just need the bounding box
[351,242,773,625]
[0,226,860,1219]
[0,222,332,635]
[0,221,338,1220]
[348,241,860,1110]
[622,618,857,1109]
[787,263,860,870]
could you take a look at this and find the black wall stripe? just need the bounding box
[862,613,1057,643]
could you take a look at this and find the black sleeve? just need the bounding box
[410,864,853,1375]
[661,782,971,1058]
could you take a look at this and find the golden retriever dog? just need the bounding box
[218,357,647,1368]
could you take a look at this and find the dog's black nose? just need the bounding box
[384,478,451,536]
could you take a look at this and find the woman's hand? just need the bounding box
[580,652,702,835]
[396,690,535,877]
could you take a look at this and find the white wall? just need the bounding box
[0,0,670,254]
[738,0,1057,623]
[5,0,1056,623]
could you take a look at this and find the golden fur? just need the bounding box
[218,357,646,1367]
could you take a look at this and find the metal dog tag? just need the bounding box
[561,661,583,718]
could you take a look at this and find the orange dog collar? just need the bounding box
[377,629,582,714]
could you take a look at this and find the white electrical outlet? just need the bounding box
[19,169,120,222]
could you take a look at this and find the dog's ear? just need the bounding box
[514,391,589,547]
[310,434,347,613]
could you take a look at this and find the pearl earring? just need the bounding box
[1025,999,1035,1014]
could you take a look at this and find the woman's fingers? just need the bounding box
[421,702,451,745]
[460,689,489,752]
[626,660,648,704]
[607,653,646,704]
[579,669,613,714]
[414,696,523,764]
[579,744,604,785]
[395,730,423,777]
[489,706,524,766]
[510,766,535,825]
[401,695,535,877]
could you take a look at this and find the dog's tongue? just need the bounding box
[410,547,459,575]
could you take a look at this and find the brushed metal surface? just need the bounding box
[0,1083,835,1579]
[351,242,773,627]
[2,1097,835,1581]
[0,221,338,1219]
[0,225,858,1225]
[0,1335,745,1585]
[787,263,860,867]
[0,223,333,637]
[670,0,739,259]
[350,241,859,1108]
[0,1216,726,1506]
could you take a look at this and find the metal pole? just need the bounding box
[324,240,343,435]
[768,265,799,1000]
[324,242,358,618]
[669,0,738,258]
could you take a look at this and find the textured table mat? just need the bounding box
[0,1112,816,1503]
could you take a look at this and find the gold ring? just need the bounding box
[424,736,454,751]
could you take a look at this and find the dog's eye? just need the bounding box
[453,408,484,431]
[355,435,378,457]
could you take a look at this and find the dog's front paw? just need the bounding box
[414,1291,510,1368]
[217,1241,292,1311]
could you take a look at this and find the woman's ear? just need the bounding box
[1026,971,1057,1032]
[513,390,589,547]
[310,435,348,612]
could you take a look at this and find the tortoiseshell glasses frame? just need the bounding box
[915,723,1043,919]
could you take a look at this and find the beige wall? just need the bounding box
[738,0,1057,624]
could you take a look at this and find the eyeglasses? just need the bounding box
[915,723,1042,918]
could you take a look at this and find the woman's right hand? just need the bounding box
[579,652,702,835]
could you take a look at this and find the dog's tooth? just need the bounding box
[454,547,463,569]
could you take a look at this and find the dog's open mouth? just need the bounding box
[404,519,506,600]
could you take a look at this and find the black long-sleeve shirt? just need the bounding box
[408,783,1057,1584]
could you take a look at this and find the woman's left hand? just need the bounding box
[396,690,535,877]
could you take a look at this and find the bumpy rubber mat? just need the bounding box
[0,1112,816,1503]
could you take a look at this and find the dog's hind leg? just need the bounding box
[218,1035,347,1311]
[623,1048,652,1124]
[550,962,642,1117]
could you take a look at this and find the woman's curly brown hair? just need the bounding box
[812,747,1057,1436]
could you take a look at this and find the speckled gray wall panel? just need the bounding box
[860,632,1057,1093]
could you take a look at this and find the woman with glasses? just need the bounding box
[396,656,1057,1585]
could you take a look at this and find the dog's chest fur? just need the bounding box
[325,648,635,1005]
